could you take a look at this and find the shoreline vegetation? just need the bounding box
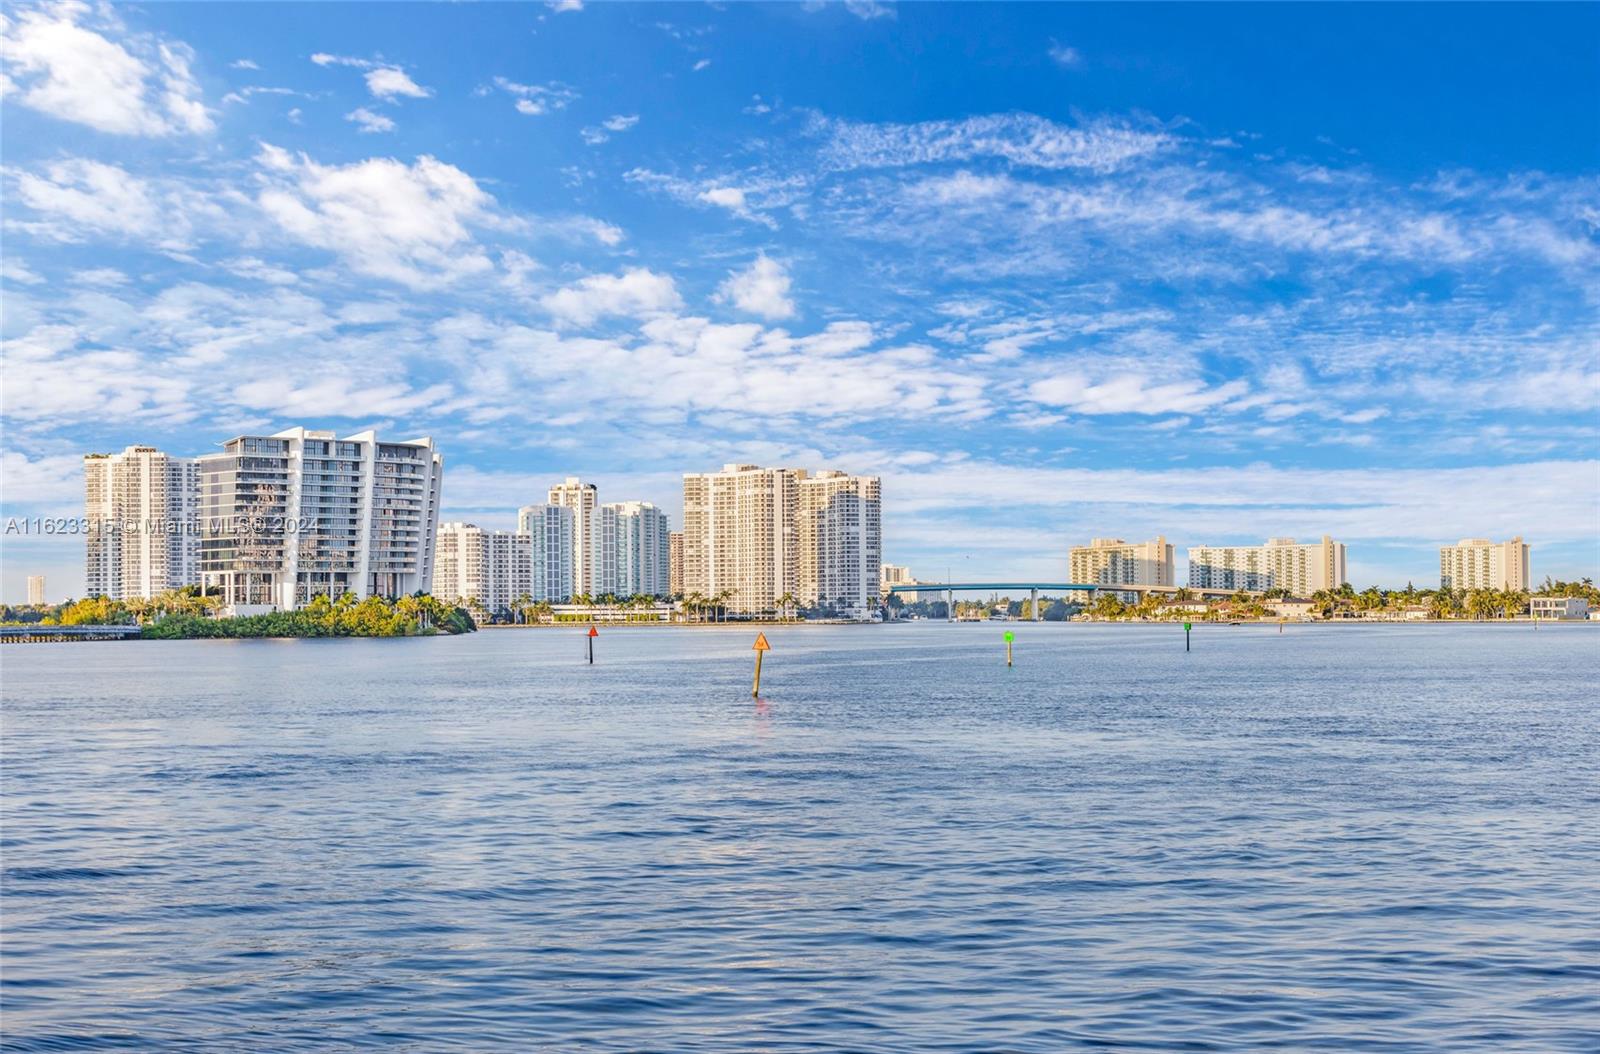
[1,590,476,639]
[4,579,1595,641]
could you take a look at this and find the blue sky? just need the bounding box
[3,1,1597,602]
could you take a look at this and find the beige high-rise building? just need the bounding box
[1187,536,1346,595]
[198,428,443,611]
[27,575,45,605]
[433,522,531,619]
[1069,537,1174,589]
[83,445,200,600]
[668,531,684,597]
[1440,537,1529,591]
[682,465,802,615]
[798,471,882,618]
[682,464,881,619]
[547,477,599,598]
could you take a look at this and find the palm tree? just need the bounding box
[776,591,797,622]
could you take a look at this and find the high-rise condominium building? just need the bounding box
[1187,536,1347,595]
[198,428,442,611]
[433,522,531,618]
[1440,537,1529,591]
[518,504,575,602]
[683,465,803,615]
[608,501,671,598]
[547,477,598,598]
[1069,537,1175,590]
[682,464,881,619]
[798,471,882,619]
[668,531,684,597]
[83,445,200,600]
[516,496,671,601]
[27,576,45,605]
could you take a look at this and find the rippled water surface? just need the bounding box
[3,623,1598,1051]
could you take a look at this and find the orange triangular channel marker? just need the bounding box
[588,625,598,637]
[752,632,771,651]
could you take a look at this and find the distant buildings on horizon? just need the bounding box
[64,431,1548,612]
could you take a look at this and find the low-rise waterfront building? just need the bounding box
[880,563,915,597]
[1187,536,1347,595]
[198,428,443,612]
[1530,595,1589,620]
[1440,537,1530,591]
[84,445,201,600]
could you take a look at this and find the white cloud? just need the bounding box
[71,267,129,286]
[254,145,499,289]
[222,257,300,285]
[0,3,213,135]
[541,268,683,326]
[1029,372,1249,415]
[716,255,796,320]
[311,53,431,100]
[492,75,577,115]
[547,0,584,11]
[844,0,896,18]
[365,66,431,100]
[1048,40,1083,69]
[230,58,260,70]
[13,159,164,240]
[693,59,711,72]
[345,106,396,133]
[580,113,638,145]
[1,259,44,286]
[815,112,1170,173]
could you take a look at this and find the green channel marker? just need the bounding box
[1004,629,1014,666]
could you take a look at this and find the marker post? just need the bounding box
[1184,621,1192,652]
[587,624,597,664]
[1004,629,1014,667]
[751,632,771,697]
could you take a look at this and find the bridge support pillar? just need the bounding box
[1031,587,1039,621]
[947,588,954,622]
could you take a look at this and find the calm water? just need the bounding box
[2,623,1597,1051]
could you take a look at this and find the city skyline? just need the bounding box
[3,3,1598,600]
[12,421,1576,607]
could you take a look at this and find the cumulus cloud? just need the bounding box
[716,255,796,320]
[254,144,499,289]
[365,66,431,99]
[311,53,431,99]
[0,2,213,135]
[541,268,683,326]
